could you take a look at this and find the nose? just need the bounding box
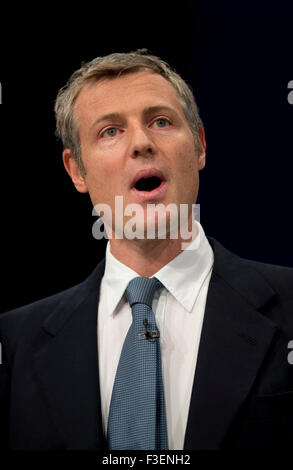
[130,124,156,159]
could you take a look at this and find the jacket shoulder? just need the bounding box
[241,257,293,300]
[0,260,105,349]
[208,236,293,302]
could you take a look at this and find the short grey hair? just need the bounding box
[54,49,204,176]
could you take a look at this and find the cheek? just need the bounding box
[172,144,198,200]
[83,149,113,184]
[175,142,198,176]
[82,160,109,203]
[85,159,124,206]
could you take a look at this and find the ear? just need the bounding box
[197,126,206,171]
[62,149,88,193]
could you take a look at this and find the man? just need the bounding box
[0,49,293,450]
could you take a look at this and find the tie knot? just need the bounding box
[125,276,163,308]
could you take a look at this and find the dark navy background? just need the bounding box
[1,0,292,310]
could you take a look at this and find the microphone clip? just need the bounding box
[138,318,160,340]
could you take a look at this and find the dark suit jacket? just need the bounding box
[1,237,293,450]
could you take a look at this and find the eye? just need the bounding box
[153,118,171,128]
[101,127,119,138]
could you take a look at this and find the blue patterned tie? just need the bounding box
[107,276,168,450]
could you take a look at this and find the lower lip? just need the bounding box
[131,181,167,201]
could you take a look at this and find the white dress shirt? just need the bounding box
[97,220,214,450]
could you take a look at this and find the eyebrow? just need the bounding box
[89,105,177,133]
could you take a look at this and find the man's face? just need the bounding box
[64,70,206,237]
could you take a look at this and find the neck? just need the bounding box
[108,216,198,277]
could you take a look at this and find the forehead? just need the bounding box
[74,70,186,124]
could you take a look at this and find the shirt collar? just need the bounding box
[154,221,214,311]
[102,220,214,315]
[102,244,140,316]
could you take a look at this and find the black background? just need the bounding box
[1,0,292,311]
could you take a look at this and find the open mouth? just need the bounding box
[134,176,163,192]
[130,168,167,200]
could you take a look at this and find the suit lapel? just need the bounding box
[184,237,278,450]
[33,259,106,450]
